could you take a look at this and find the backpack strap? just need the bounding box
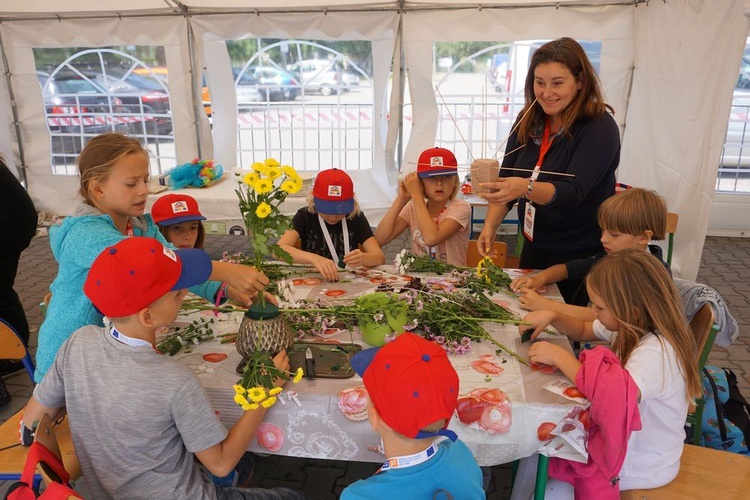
[703,367,729,442]
[722,368,750,447]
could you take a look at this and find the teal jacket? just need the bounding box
[35,203,220,382]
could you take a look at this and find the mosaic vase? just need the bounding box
[235,303,294,374]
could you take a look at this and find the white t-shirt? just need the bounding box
[593,320,689,490]
[398,198,471,266]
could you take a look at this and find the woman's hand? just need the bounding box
[343,249,366,268]
[518,289,553,312]
[476,227,497,257]
[480,177,529,206]
[402,172,424,199]
[312,255,340,282]
[226,288,277,308]
[510,274,543,293]
[225,266,269,295]
[528,341,568,367]
[272,350,290,388]
[519,310,557,340]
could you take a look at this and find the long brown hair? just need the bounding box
[587,249,701,401]
[78,133,148,205]
[517,37,613,144]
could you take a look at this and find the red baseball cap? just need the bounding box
[351,333,459,440]
[84,237,212,318]
[417,147,458,178]
[151,194,206,226]
[312,168,354,215]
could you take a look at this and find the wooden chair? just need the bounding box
[467,240,507,267]
[666,212,679,266]
[0,318,35,383]
[685,303,720,445]
[620,444,750,499]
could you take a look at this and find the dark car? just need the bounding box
[95,71,172,136]
[37,70,129,156]
[235,66,300,102]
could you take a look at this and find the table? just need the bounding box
[169,267,582,469]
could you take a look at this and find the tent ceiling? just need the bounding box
[0,1,642,18]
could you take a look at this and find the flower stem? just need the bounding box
[484,336,530,366]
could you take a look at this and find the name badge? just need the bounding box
[523,203,536,241]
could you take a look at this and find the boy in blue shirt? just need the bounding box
[342,333,484,499]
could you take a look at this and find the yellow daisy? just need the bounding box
[242,402,260,411]
[254,178,273,194]
[251,161,269,174]
[247,386,267,403]
[264,158,281,167]
[256,202,272,219]
[280,179,301,194]
[293,367,304,383]
[261,396,277,408]
[281,165,298,178]
[269,387,283,396]
[266,166,282,180]
[233,384,246,395]
[234,393,249,406]
[243,172,260,187]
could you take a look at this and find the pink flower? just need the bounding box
[256,423,284,452]
[479,402,512,434]
[338,386,368,416]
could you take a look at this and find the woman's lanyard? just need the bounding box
[530,119,554,191]
[377,439,443,473]
[318,214,349,268]
[523,120,553,242]
[428,201,449,259]
[109,326,154,349]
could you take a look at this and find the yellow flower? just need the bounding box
[293,367,304,383]
[256,202,272,219]
[254,178,273,194]
[269,387,282,396]
[234,393,249,406]
[233,384,246,395]
[280,179,301,194]
[266,166,282,180]
[247,387,267,403]
[251,162,269,174]
[264,158,281,167]
[242,402,260,411]
[261,396,277,408]
[281,165,298,178]
[243,172,260,186]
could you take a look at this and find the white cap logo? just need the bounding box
[327,185,342,197]
[162,246,178,262]
[430,156,444,167]
[171,201,189,214]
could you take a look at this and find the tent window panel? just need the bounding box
[227,38,373,173]
[34,47,175,176]
[717,38,750,194]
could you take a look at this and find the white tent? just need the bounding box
[1,0,748,280]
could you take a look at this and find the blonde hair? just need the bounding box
[517,37,613,144]
[305,195,361,219]
[587,249,701,400]
[77,133,148,205]
[597,188,667,240]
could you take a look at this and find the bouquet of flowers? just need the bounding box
[233,352,304,410]
[235,158,302,305]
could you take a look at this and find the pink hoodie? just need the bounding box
[548,346,642,499]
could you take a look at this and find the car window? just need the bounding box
[53,79,101,94]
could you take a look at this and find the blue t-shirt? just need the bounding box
[341,439,484,500]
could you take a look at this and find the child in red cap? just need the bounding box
[341,332,484,499]
[152,193,207,249]
[22,237,307,500]
[278,168,384,281]
[375,147,471,266]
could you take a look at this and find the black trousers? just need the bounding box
[0,249,30,346]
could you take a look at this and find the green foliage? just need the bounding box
[156,318,215,356]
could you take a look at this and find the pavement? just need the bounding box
[2,233,749,499]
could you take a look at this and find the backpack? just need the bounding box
[700,365,750,454]
[3,441,83,500]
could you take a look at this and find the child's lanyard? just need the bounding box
[523,120,553,242]
[428,201,449,260]
[126,219,134,237]
[377,438,445,474]
[318,214,349,269]
[110,326,155,349]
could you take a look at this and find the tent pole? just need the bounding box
[184,13,203,159]
[0,28,28,187]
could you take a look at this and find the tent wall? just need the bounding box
[1,0,748,280]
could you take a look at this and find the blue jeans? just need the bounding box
[216,486,308,500]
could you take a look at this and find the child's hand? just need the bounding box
[396,178,411,202]
[511,274,542,292]
[312,255,340,282]
[272,350,290,388]
[519,310,556,340]
[343,249,366,268]
[403,172,424,199]
[226,266,269,295]
[528,341,568,368]
[517,289,552,312]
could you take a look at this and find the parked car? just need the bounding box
[97,71,172,136]
[37,70,128,154]
[287,59,350,96]
[236,66,300,102]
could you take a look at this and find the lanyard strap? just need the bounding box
[110,327,154,349]
[529,120,554,183]
[125,219,134,237]
[378,439,444,472]
[428,201,449,259]
[318,215,349,268]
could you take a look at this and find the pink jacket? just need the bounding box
[548,346,642,500]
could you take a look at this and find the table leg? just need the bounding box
[534,454,549,500]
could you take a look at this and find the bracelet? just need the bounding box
[214,282,229,309]
[525,178,535,200]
